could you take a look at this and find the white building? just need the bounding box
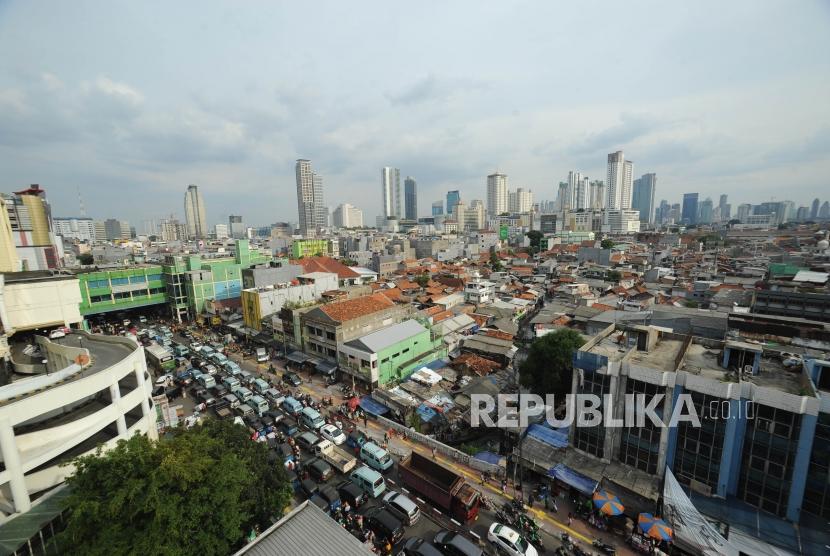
[487,173,508,216]
[296,159,326,236]
[603,209,641,234]
[184,184,207,239]
[464,278,496,304]
[333,203,364,228]
[242,272,338,329]
[567,171,588,210]
[508,188,534,213]
[54,217,96,243]
[214,223,229,239]
[606,151,633,210]
[589,180,605,210]
[381,167,401,218]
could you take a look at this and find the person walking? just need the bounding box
[431,446,437,459]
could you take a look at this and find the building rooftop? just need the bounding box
[3,271,78,283]
[345,319,426,353]
[679,342,729,381]
[628,337,685,370]
[311,293,395,324]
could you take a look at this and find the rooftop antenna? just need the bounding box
[77,186,86,217]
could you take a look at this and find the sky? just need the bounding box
[1,1,829,229]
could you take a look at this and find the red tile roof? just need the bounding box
[294,256,360,279]
[318,293,395,322]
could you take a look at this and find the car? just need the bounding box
[282,371,302,387]
[382,491,420,525]
[336,480,367,509]
[303,457,333,482]
[363,506,405,545]
[48,328,67,339]
[487,524,537,556]
[155,373,174,385]
[320,423,347,445]
[296,431,320,452]
[403,538,444,556]
[433,530,483,556]
[301,479,319,498]
[138,316,148,323]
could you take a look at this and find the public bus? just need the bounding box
[145,344,175,372]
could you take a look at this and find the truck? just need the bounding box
[312,439,357,474]
[397,452,480,523]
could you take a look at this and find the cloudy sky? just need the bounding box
[1,1,829,228]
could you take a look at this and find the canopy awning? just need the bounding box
[316,360,338,375]
[547,463,599,497]
[286,351,311,364]
[359,395,390,416]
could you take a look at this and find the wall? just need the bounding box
[78,266,166,316]
[1,276,82,332]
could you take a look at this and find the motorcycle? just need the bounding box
[559,533,574,550]
[592,539,616,555]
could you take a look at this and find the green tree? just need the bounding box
[519,329,585,397]
[489,248,504,272]
[415,273,430,288]
[600,239,615,249]
[606,270,622,282]
[77,253,94,265]
[58,420,291,556]
[525,230,543,253]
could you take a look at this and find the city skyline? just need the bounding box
[0,2,827,224]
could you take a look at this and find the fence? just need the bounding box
[373,414,505,478]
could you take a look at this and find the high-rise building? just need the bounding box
[214,223,229,239]
[183,184,207,239]
[160,218,187,242]
[508,188,534,213]
[333,203,364,228]
[104,218,130,241]
[382,167,401,218]
[656,200,669,224]
[404,177,417,220]
[631,173,656,224]
[589,180,605,210]
[1,185,61,270]
[606,151,633,209]
[556,182,569,212]
[446,190,460,216]
[296,159,325,236]
[819,201,830,219]
[487,173,508,216]
[0,196,20,272]
[737,203,752,222]
[718,194,730,221]
[682,193,699,225]
[810,198,820,219]
[796,206,810,222]
[431,200,443,216]
[565,171,588,210]
[229,215,246,239]
[698,197,714,224]
[54,217,96,242]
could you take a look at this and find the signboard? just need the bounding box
[499,225,509,240]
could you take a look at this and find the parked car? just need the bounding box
[282,371,302,386]
[403,538,444,556]
[433,531,483,556]
[296,431,320,452]
[486,524,537,556]
[303,457,333,482]
[363,506,405,545]
[336,480,367,509]
[320,423,347,445]
[383,491,421,525]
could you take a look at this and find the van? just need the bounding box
[223,394,240,410]
[264,388,284,405]
[236,404,255,418]
[282,397,303,416]
[196,373,216,389]
[250,395,269,417]
[350,466,386,498]
[278,417,299,436]
[256,347,269,363]
[222,376,241,392]
[199,346,215,357]
[252,378,270,394]
[360,442,394,472]
[223,361,242,376]
[300,407,325,430]
[235,387,253,404]
[210,352,228,366]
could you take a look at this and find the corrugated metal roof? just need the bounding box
[346,319,426,353]
[234,501,371,556]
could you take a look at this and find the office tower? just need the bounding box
[556,182,569,211]
[698,197,714,224]
[565,171,587,210]
[104,218,130,240]
[404,177,417,220]
[432,201,443,216]
[656,200,670,224]
[381,167,401,218]
[1,185,60,270]
[796,206,810,221]
[160,218,187,242]
[682,193,699,225]
[589,180,605,210]
[296,159,325,236]
[737,203,752,222]
[229,215,246,239]
[718,194,730,221]
[184,184,207,239]
[606,151,633,209]
[820,201,830,219]
[487,173,508,216]
[632,173,657,224]
[214,223,229,239]
[669,203,681,223]
[811,198,820,219]
[0,197,19,272]
[446,190,460,216]
[508,188,534,213]
[333,203,364,228]
[54,217,96,242]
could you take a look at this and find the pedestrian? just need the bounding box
[567,512,573,526]
[480,472,486,485]
[363,413,368,428]
[432,446,437,459]
[501,479,507,493]
[384,431,389,444]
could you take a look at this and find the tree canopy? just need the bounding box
[525,230,543,253]
[600,238,615,249]
[519,329,585,397]
[489,248,504,272]
[415,273,430,287]
[58,420,291,556]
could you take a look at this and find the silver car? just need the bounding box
[383,491,420,525]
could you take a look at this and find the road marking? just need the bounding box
[433,508,442,515]
[450,518,461,527]
[416,498,425,504]
[401,488,409,494]
[469,531,481,540]
[387,479,395,485]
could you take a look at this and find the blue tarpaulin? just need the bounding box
[416,403,438,423]
[359,396,390,416]
[547,463,598,496]
[473,451,502,465]
[527,424,569,448]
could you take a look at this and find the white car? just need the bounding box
[155,373,174,385]
[319,423,347,445]
[48,328,67,339]
[487,523,538,556]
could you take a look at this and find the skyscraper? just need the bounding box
[432,200,443,215]
[606,151,633,209]
[446,190,460,216]
[382,167,401,218]
[819,201,830,219]
[184,184,207,239]
[718,194,730,221]
[737,203,752,222]
[296,159,325,236]
[589,180,605,210]
[657,199,670,224]
[631,173,656,224]
[811,198,821,219]
[487,173,508,216]
[404,176,417,220]
[1,185,60,270]
[698,197,714,224]
[682,193,699,225]
[332,203,363,228]
[508,188,534,213]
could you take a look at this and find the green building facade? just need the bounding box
[77,265,167,316]
[291,239,329,259]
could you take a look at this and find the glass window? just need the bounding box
[130,275,146,283]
